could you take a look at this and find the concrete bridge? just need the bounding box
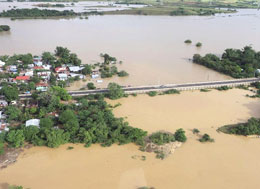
[17,77,260,99]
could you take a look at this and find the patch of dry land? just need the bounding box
[1,89,260,189]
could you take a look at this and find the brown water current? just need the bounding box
[1,89,260,189]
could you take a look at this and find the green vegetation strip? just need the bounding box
[193,46,260,78]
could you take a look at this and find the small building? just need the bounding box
[36,83,48,92]
[15,76,30,82]
[25,70,34,77]
[43,65,51,70]
[9,65,17,72]
[28,64,35,69]
[34,66,44,70]
[0,122,9,133]
[25,119,40,127]
[37,71,51,80]
[68,66,83,73]
[91,74,99,79]
[0,100,8,107]
[34,61,43,67]
[55,67,67,73]
[69,73,85,79]
[58,73,68,81]
[0,60,5,67]
[33,56,42,62]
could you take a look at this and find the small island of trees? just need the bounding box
[0,25,10,32]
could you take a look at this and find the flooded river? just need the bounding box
[1,89,260,189]
[0,9,260,88]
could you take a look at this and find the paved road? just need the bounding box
[16,77,260,99]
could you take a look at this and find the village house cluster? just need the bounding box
[0,56,87,93]
[0,56,88,133]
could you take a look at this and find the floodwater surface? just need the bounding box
[1,89,260,189]
[0,9,260,88]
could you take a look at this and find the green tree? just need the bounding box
[1,85,19,102]
[46,129,70,148]
[87,82,96,90]
[6,130,25,148]
[5,105,22,122]
[107,82,124,100]
[51,86,71,101]
[174,128,187,142]
[40,117,54,129]
[82,64,92,75]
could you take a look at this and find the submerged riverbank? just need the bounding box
[1,88,260,189]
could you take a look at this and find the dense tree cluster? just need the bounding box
[0,8,77,18]
[1,93,147,148]
[193,46,260,78]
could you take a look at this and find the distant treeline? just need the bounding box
[193,46,260,78]
[0,25,10,32]
[34,3,66,8]
[0,8,77,18]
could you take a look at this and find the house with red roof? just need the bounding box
[34,66,44,70]
[55,67,67,73]
[14,76,30,83]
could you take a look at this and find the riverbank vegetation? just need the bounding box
[193,46,260,78]
[218,118,260,136]
[0,25,10,32]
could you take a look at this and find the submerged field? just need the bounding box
[1,89,260,189]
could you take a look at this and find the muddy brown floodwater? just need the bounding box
[1,89,260,189]
[1,9,260,88]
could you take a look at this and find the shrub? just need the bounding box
[199,134,214,142]
[117,70,129,77]
[163,89,180,94]
[174,129,187,142]
[87,82,96,90]
[196,42,202,47]
[147,91,157,97]
[192,128,200,134]
[200,89,210,92]
[216,86,231,91]
[184,39,192,44]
